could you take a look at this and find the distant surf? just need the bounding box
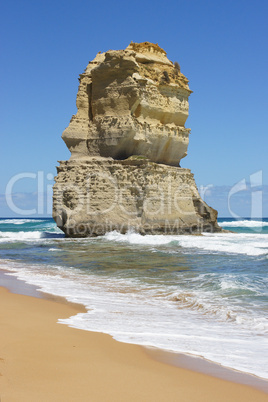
[220,219,268,228]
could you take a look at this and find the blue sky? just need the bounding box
[1,0,267,217]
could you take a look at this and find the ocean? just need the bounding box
[0,217,267,379]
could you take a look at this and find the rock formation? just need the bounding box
[53,42,221,236]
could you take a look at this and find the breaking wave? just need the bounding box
[103,231,268,257]
[219,220,268,228]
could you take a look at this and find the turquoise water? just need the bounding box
[0,217,267,379]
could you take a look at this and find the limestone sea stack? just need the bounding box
[53,42,221,236]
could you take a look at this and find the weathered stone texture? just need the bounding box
[53,42,221,236]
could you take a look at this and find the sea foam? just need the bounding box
[0,230,64,242]
[2,258,267,379]
[0,219,44,225]
[219,220,268,228]
[0,218,267,380]
[103,231,268,256]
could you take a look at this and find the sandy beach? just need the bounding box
[0,283,267,401]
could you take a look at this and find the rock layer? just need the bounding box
[53,42,221,236]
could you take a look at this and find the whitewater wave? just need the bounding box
[1,228,266,256]
[0,218,45,225]
[0,231,64,242]
[170,288,268,332]
[1,254,268,380]
[3,259,267,379]
[103,231,268,256]
[4,259,267,335]
[103,231,176,246]
[0,231,42,241]
[180,233,268,256]
[219,220,268,228]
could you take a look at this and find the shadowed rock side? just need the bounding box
[53,42,221,236]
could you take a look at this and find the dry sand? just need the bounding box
[0,286,267,402]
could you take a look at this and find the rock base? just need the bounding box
[53,157,221,237]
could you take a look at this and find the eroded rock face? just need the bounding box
[62,41,191,166]
[53,42,221,236]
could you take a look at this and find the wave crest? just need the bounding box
[0,231,64,242]
[219,220,268,228]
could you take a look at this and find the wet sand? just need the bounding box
[0,275,268,401]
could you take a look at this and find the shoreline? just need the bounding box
[1,270,268,400]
